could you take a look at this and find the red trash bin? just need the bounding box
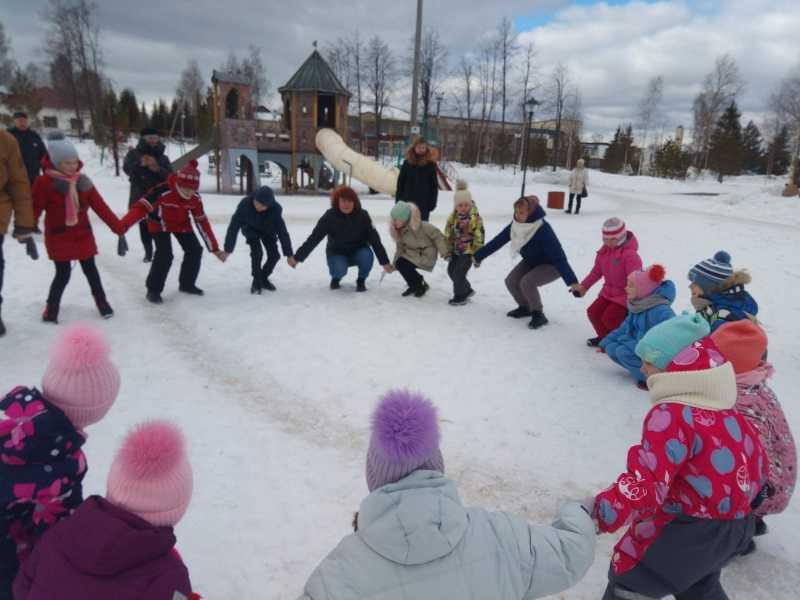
[547,191,565,209]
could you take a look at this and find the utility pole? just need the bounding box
[520,97,540,198]
[409,0,424,137]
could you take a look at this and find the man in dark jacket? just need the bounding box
[7,112,46,185]
[222,186,293,294]
[122,128,172,262]
[395,139,439,222]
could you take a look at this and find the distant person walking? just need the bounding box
[7,111,46,185]
[566,158,588,215]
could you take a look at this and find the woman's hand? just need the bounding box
[287,256,298,268]
[383,264,395,274]
[570,283,585,297]
[214,250,228,262]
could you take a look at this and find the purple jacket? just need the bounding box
[13,495,192,600]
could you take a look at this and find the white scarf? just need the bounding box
[510,218,543,257]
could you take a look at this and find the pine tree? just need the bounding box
[602,127,622,173]
[741,121,764,174]
[765,126,791,176]
[118,88,140,132]
[655,138,691,180]
[708,101,743,181]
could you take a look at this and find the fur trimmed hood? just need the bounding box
[718,270,752,291]
[389,202,422,241]
[404,143,435,166]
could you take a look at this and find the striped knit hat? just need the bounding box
[688,251,734,293]
[176,159,201,191]
[602,218,627,243]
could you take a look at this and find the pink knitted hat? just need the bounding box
[41,323,120,430]
[628,264,666,299]
[107,421,193,527]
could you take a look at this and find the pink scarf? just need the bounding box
[736,362,775,387]
[46,169,81,227]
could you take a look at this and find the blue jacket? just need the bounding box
[700,286,758,332]
[300,471,596,600]
[601,281,677,356]
[223,192,293,256]
[473,205,578,285]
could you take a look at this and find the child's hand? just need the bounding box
[117,235,128,257]
[287,256,298,268]
[214,250,227,262]
[383,264,395,274]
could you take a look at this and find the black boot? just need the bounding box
[251,280,263,295]
[330,278,341,290]
[0,307,5,337]
[413,280,429,298]
[94,294,114,319]
[506,306,532,319]
[448,295,467,306]
[143,250,153,263]
[587,337,601,347]
[528,310,549,329]
[356,278,367,292]
[755,516,768,537]
[179,285,204,296]
[263,279,276,292]
[401,287,415,297]
[740,540,757,556]
[42,303,59,323]
[146,290,164,304]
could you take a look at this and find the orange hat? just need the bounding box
[710,320,767,374]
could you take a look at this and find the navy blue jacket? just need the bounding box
[473,205,578,286]
[224,193,293,256]
[7,127,46,184]
[122,140,172,206]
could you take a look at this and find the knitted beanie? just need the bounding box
[628,264,666,299]
[365,390,445,492]
[710,320,768,374]
[41,323,120,430]
[107,421,193,527]
[635,312,711,370]
[390,201,412,223]
[688,251,734,293]
[453,179,473,207]
[176,160,201,191]
[602,217,626,243]
[46,131,79,167]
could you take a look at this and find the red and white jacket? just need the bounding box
[594,339,768,575]
[120,177,218,252]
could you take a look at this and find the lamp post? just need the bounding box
[520,97,540,197]
[513,132,521,175]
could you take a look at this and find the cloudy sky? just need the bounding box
[3,0,799,139]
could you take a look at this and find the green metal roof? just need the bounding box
[279,50,351,97]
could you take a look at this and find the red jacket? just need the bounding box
[594,361,767,575]
[121,177,218,252]
[32,159,123,262]
[580,232,642,307]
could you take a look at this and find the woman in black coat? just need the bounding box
[395,138,439,222]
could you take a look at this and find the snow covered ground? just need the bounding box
[2,140,799,599]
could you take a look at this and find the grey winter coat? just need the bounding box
[390,204,449,271]
[300,471,596,600]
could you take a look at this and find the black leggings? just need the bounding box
[395,257,424,289]
[568,193,582,213]
[47,257,106,306]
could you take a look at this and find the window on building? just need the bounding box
[70,118,84,132]
[43,116,58,128]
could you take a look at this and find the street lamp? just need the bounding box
[520,97,541,197]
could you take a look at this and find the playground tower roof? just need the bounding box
[211,70,251,86]
[278,50,351,97]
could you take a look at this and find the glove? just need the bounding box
[25,237,39,260]
[117,235,129,257]
[12,226,35,241]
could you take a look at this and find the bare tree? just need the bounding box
[0,21,15,86]
[770,67,800,162]
[544,62,576,171]
[497,17,518,132]
[692,54,744,168]
[563,90,583,169]
[176,59,204,114]
[327,31,366,151]
[241,45,269,108]
[365,35,396,160]
[417,28,448,130]
[637,75,664,174]
[475,37,500,163]
[516,41,537,121]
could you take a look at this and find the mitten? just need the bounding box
[117,235,129,257]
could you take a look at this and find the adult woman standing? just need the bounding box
[566,158,588,215]
[474,196,579,330]
[395,138,439,222]
[289,186,391,291]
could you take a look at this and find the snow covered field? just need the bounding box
[2,140,799,599]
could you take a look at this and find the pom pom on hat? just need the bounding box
[42,323,120,430]
[628,264,666,299]
[714,250,731,264]
[455,179,468,191]
[365,390,445,491]
[107,421,193,527]
[453,178,474,207]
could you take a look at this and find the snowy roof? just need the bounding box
[212,70,250,86]
[278,50,351,97]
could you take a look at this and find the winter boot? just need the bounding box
[401,287,415,297]
[413,280,430,298]
[740,540,757,556]
[94,294,114,319]
[146,290,164,304]
[466,288,476,299]
[179,285,204,296]
[143,250,153,263]
[356,278,367,292]
[251,280,263,295]
[330,278,341,290]
[263,279,276,292]
[636,381,649,391]
[0,308,5,337]
[42,304,59,324]
[587,337,601,347]
[755,517,768,537]
[527,310,549,329]
[448,295,467,306]
[506,306,532,319]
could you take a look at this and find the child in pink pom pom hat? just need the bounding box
[13,421,196,600]
[0,323,120,597]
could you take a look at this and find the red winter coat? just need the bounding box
[120,177,218,252]
[32,159,123,262]
[580,232,642,307]
[594,361,767,575]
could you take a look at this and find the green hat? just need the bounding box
[390,201,412,222]
[635,312,711,370]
